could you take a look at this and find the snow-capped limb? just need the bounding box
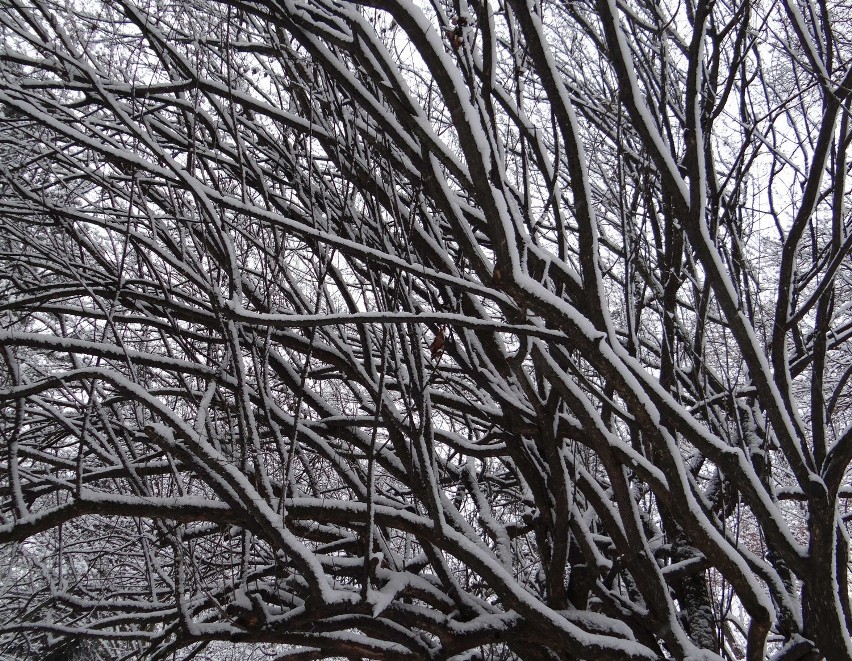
[505,0,612,331]
[824,423,852,499]
[0,492,240,544]
[221,304,571,340]
[596,0,818,501]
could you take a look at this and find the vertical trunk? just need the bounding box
[671,532,719,653]
[803,503,852,660]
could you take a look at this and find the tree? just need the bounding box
[1,0,851,658]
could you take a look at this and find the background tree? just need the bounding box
[1,0,852,658]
